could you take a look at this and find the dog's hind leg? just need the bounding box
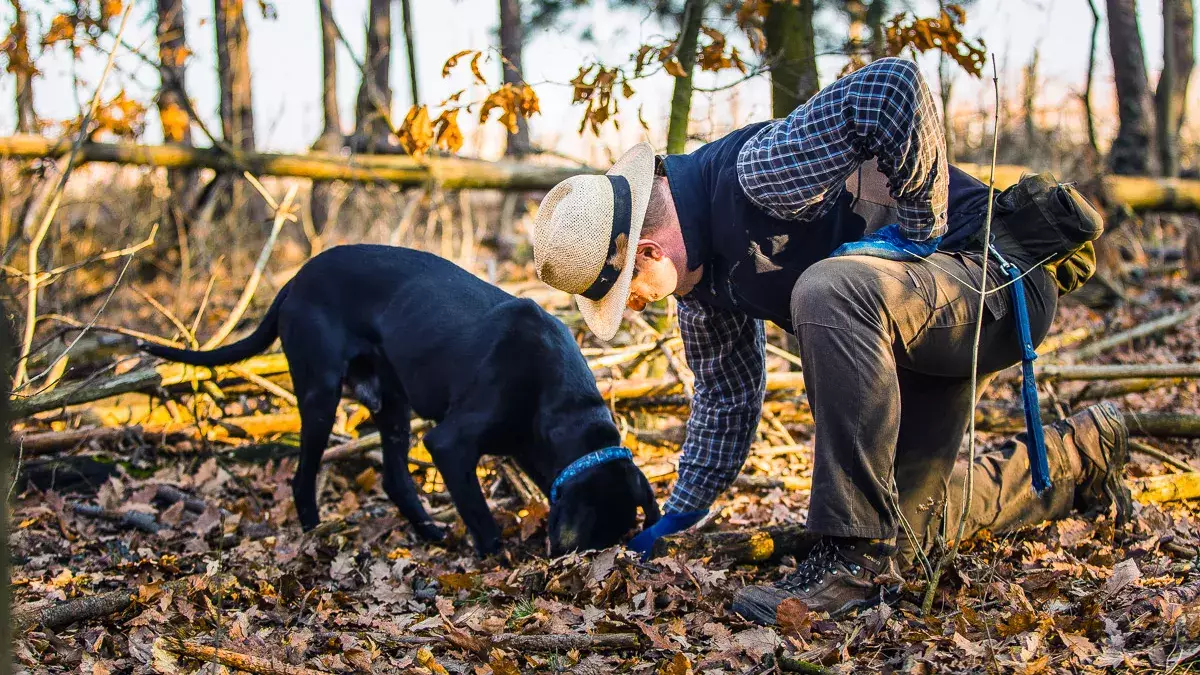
[374,394,445,542]
[423,423,501,556]
[290,370,342,532]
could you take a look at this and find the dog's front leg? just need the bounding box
[424,425,501,557]
[374,400,445,542]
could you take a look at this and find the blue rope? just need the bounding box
[549,446,633,503]
[990,245,1052,494]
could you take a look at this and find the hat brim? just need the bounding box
[573,142,655,341]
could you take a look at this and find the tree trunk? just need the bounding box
[764,0,818,119]
[665,0,706,154]
[353,0,394,153]
[400,0,420,107]
[939,53,954,164]
[1156,0,1194,177]
[310,0,344,237]
[6,0,36,134]
[155,0,199,268]
[499,0,531,156]
[1022,47,1040,154]
[1084,0,1101,159]
[1106,0,1157,175]
[214,0,256,152]
[213,0,264,226]
[865,0,888,59]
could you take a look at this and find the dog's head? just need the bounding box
[547,459,660,556]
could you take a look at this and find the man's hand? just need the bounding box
[831,223,941,262]
[628,509,709,559]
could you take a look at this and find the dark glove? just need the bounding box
[830,223,941,262]
[627,509,709,559]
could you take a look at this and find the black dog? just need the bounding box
[141,244,659,555]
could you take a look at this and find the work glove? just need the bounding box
[830,223,942,262]
[627,509,709,559]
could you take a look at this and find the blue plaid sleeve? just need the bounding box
[736,57,948,241]
[664,295,766,514]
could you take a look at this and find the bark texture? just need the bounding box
[764,0,818,119]
[1106,0,1157,175]
[665,0,707,154]
[499,0,531,156]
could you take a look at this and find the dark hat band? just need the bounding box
[580,174,633,302]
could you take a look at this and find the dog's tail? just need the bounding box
[140,283,289,367]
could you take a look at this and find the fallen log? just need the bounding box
[13,425,140,455]
[1122,411,1200,438]
[0,135,583,191]
[11,574,220,632]
[956,162,1200,212]
[652,524,819,565]
[13,353,290,418]
[153,637,329,675]
[1062,301,1200,361]
[1038,363,1200,381]
[1073,377,1184,403]
[373,631,642,652]
[71,503,160,533]
[1130,471,1200,503]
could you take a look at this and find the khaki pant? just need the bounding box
[790,250,1082,559]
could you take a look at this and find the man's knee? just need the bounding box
[791,256,892,327]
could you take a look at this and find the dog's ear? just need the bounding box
[632,464,661,527]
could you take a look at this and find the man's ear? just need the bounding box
[637,240,664,261]
[632,465,661,527]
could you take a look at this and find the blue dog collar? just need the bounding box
[549,447,633,503]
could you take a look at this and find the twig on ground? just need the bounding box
[155,637,329,675]
[1063,300,1200,361]
[1130,439,1194,472]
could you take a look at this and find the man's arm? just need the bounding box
[736,57,948,242]
[664,296,767,514]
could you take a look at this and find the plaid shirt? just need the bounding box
[664,57,948,514]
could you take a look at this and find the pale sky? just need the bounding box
[3,0,1197,162]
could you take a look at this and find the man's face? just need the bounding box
[626,240,678,311]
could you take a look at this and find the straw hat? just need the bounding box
[532,142,655,341]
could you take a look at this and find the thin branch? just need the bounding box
[12,3,134,390]
[200,185,298,350]
[922,57,1000,616]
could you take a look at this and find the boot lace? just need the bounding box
[776,540,863,593]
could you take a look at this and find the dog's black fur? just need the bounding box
[142,245,659,556]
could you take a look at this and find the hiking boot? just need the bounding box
[1062,402,1133,526]
[731,537,899,624]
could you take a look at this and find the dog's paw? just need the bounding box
[474,537,503,558]
[415,520,446,542]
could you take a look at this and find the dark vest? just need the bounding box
[662,122,993,334]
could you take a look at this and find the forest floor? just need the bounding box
[9,229,1200,673]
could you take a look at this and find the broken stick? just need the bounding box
[155,637,328,675]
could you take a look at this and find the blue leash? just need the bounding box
[989,244,1052,494]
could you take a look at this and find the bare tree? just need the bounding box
[1106,0,1157,175]
[156,0,199,286]
[311,0,344,237]
[400,0,420,107]
[1156,0,1194,177]
[352,0,394,153]
[764,0,818,118]
[499,0,531,156]
[665,0,706,154]
[213,0,265,226]
[5,0,36,134]
[1083,0,1101,158]
[214,0,256,152]
[1022,47,1040,154]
